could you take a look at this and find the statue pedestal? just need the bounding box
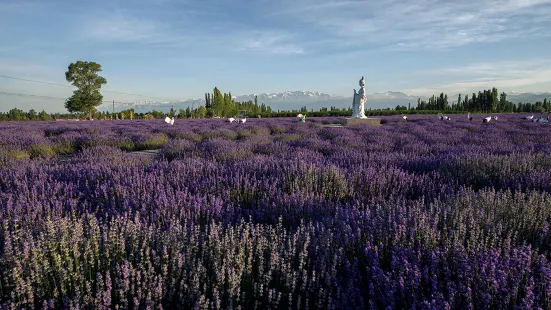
[343,117,382,126]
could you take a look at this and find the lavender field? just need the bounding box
[1,114,551,309]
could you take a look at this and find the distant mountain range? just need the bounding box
[98,90,551,113]
[507,92,551,104]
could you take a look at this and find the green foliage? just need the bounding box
[0,149,30,160]
[149,110,165,119]
[205,108,214,118]
[218,128,238,140]
[201,87,275,118]
[27,109,37,120]
[28,144,56,159]
[159,140,196,161]
[118,141,135,152]
[38,110,52,121]
[65,61,107,119]
[236,129,252,139]
[250,127,270,135]
[52,141,76,155]
[200,130,218,141]
[2,85,549,122]
[269,125,287,135]
[7,108,26,121]
[65,89,103,115]
[412,87,520,113]
[177,108,189,119]
[212,87,224,116]
[197,106,207,118]
[134,134,169,151]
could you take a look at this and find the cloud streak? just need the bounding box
[441,59,551,76]
[269,0,551,50]
[405,59,551,95]
[76,0,551,55]
[77,8,307,54]
[235,32,304,55]
[79,11,167,42]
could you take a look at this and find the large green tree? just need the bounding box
[212,87,224,116]
[7,108,26,121]
[65,61,107,120]
[491,87,499,112]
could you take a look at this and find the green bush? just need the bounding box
[236,129,252,139]
[118,141,135,152]
[0,149,30,160]
[28,144,56,159]
[135,134,169,150]
[53,141,76,155]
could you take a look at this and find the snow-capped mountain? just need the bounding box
[234,91,337,102]
[98,91,349,113]
[507,92,551,104]
[369,91,415,100]
[365,91,429,109]
[98,90,549,113]
[99,99,204,114]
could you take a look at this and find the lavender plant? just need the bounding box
[1,115,551,309]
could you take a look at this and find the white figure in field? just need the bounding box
[533,113,550,123]
[164,116,175,126]
[352,76,367,118]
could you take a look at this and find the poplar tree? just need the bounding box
[64,61,107,120]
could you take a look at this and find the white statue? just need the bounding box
[352,76,367,118]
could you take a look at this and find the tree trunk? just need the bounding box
[88,111,92,120]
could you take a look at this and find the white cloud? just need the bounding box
[235,32,304,55]
[0,60,65,80]
[270,0,551,50]
[404,59,551,95]
[77,9,307,55]
[80,12,163,42]
[441,59,551,76]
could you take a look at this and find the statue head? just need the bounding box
[359,76,365,87]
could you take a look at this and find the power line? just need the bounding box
[0,74,178,102]
[0,90,131,104]
[0,91,71,101]
[0,75,73,88]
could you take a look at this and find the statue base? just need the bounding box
[343,117,382,126]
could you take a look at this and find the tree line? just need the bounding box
[409,88,550,113]
[0,108,134,121]
[203,87,273,117]
[39,60,551,119]
[3,79,550,121]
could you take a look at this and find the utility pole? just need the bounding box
[112,100,115,115]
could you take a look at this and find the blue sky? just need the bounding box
[1,0,551,112]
